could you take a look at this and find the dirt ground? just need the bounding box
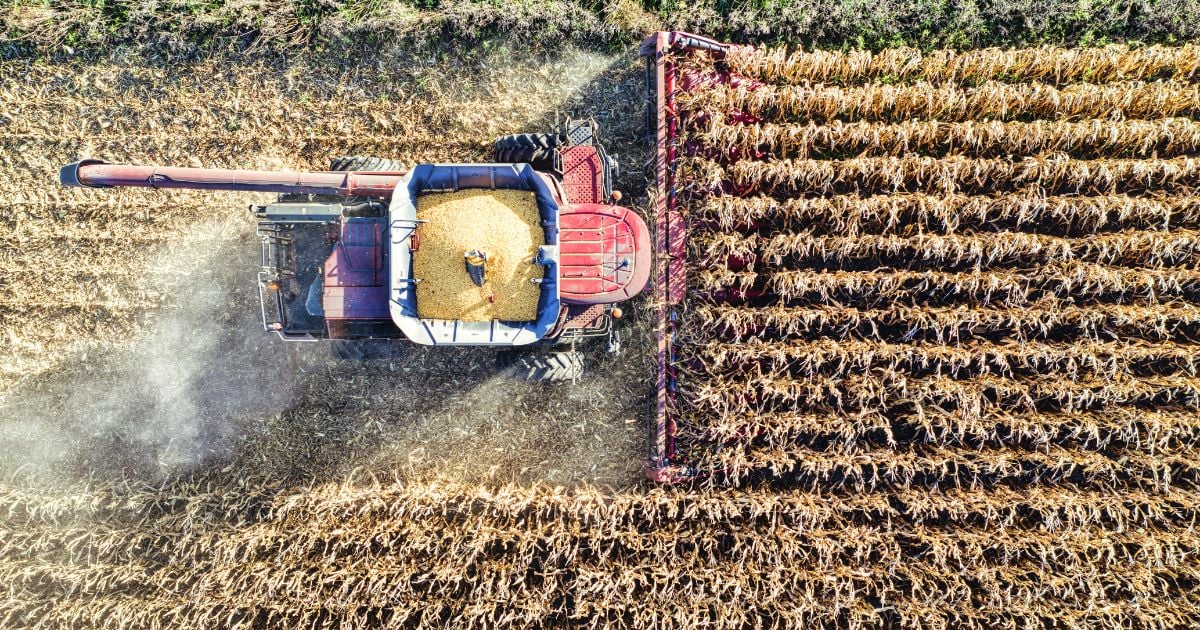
[0,43,654,489]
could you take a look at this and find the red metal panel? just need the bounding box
[562,268,606,280]
[564,303,606,330]
[323,218,390,320]
[560,252,604,267]
[321,286,390,319]
[559,228,603,242]
[641,31,735,482]
[560,239,603,254]
[560,145,605,204]
[557,203,651,305]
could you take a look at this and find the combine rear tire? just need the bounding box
[278,156,403,203]
[493,133,558,171]
[331,340,407,361]
[310,156,405,206]
[496,350,584,382]
[328,156,404,173]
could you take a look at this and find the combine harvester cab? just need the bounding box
[641,32,758,481]
[59,119,650,381]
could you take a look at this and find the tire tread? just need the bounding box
[496,350,584,382]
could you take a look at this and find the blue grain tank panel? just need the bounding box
[387,164,561,346]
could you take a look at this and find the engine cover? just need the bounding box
[558,203,651,305]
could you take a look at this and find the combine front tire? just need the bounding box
[496,350,584,382]
[493,134,558,171]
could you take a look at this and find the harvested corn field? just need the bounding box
[415,189,544,321]
[0,45,650,484]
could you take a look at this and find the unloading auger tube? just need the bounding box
[59,120,650,383]
[59,159,408,197]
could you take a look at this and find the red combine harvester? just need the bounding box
[641,32,753,482]
[61,119,650,382]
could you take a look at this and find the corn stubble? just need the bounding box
[5,44,1200,629]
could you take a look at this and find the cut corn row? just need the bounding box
[6,479,1191,537]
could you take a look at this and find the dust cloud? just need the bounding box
[0,215,314,480]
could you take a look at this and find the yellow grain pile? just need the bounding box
[414,189,544,321]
